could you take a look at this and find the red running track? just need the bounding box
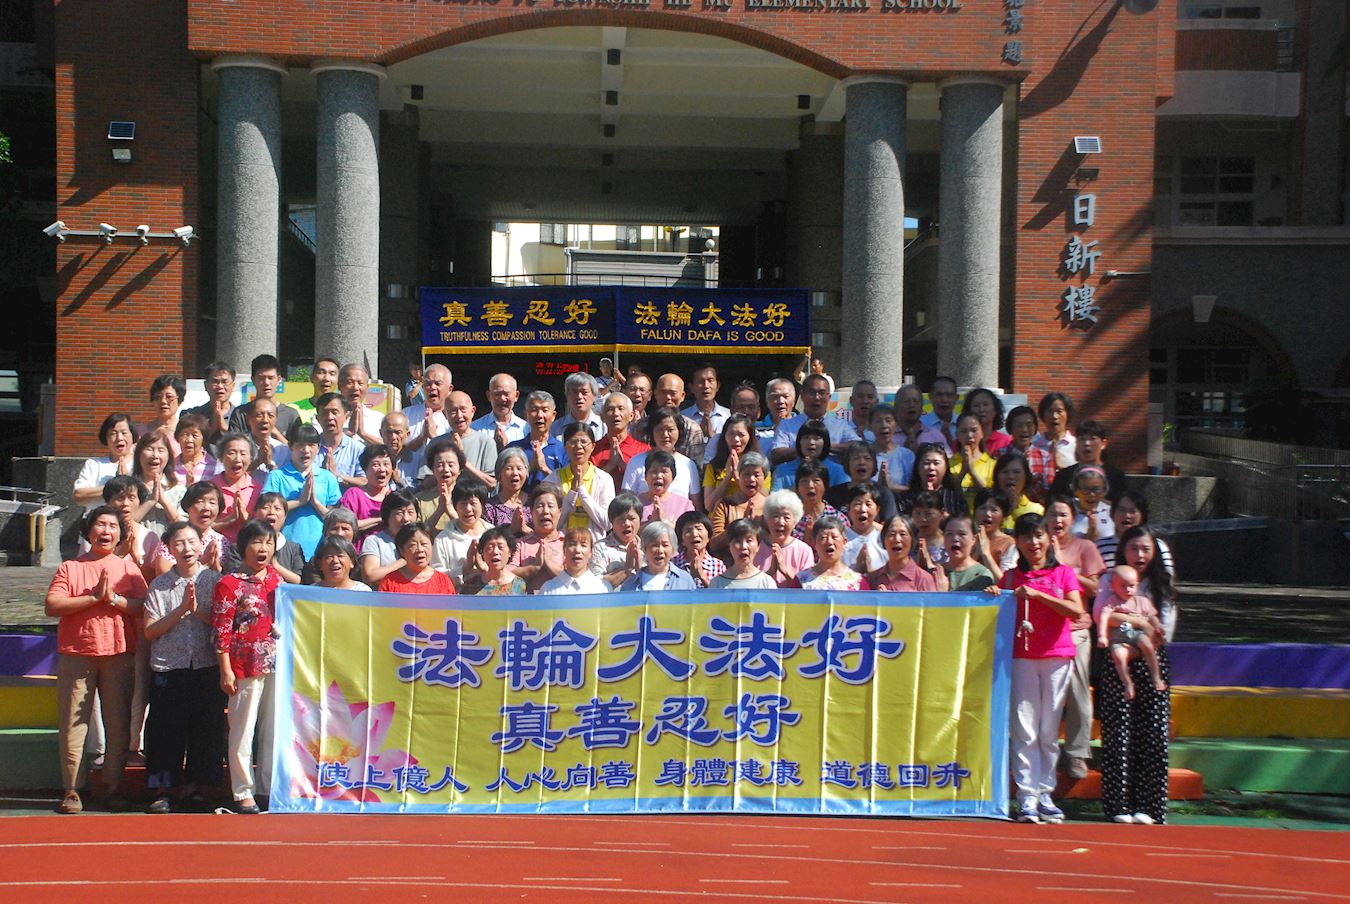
[0,814,1346,902]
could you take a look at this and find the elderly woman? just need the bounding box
[338,443,395,551]
[74,413,138,513]
[312,535,369,591]
[299,508,358,585]
[132,431,185,536]
[46,506,150,814]
[755,489,816,587]
[484,446,532,531]
[860,514,938,592]
[544,423,616,543]
[795,515,863,591]
[211,432,261,546]
[826,440,898,522]
[379,523,456,595]
[619,520,698,591]
[173,413,221,485]
[357,489,419,588]
[709,451,770,551]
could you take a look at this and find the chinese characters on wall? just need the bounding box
[1061,192,1103,326]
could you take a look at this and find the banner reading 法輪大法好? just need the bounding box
[615,287,810,355]
[269,588,1013,817]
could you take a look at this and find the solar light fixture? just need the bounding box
[1073,136,1102,154]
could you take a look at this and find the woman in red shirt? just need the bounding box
[45,506,149,814]
[861,515,939,592]
[379,523,456,595]
[213,518,282,814]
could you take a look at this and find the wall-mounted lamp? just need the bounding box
[108,121,134,164]
[1075,166,1100,182]
[1103,269,1151,279]
[1191,294,1217,323]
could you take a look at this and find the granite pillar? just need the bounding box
[212,56,284,375]
[314,62,384,374]
[936,79,1005,387]
[841,77,907,386]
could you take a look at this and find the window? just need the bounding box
[615,225,640,250]
[539,223,567,245]
[1187,5,1262,19]
[1173,156,1256,226]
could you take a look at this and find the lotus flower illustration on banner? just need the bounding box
[290,681,415,802]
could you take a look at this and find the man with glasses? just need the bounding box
[770,373,834,465]
[184,361,237,454]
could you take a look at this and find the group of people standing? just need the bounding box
[49,354,1176,825]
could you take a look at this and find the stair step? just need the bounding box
[0,681,58,729]
[0,728,61,791]
[1171,686,1350,738]
[1056,768,1203,801]
[1169,737,1350,795]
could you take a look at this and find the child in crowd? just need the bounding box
[462,526,527,596]
[711,519,776,589]
[640,450,694,526]
[990,513,1084,825]
[941,512,997,592]
[260,423,341,560]
[1095,565,1167,701]
[538,527,610,595]
[841,483,886,573]
[143,520,225,813]
[432,480,488,582]
[1070,465,1114,542]
[909,490,949,567]
[251,492,305,584]
[212,518,282,814]
[673,511,724,588]
[592,493,644,588]
[870,405,914,494]
[620,521,699,590]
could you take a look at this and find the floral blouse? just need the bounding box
[672,550,726,588]
[797,567,864,591]
[477,576,528,596]
[211,567,282,679]
[792,503,842,541]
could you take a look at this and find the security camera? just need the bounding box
[172,225,194,246]
[99,223,118,243]
[43,221,68,242]
[136,224,151,245]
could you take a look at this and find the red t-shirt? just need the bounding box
[591,434,650,470]
[49,554,148,656]
[378,569,457,595]
[212,567,282,678]
[1000,563,1080,659]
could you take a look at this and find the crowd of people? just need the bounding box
[49,353,1177,826]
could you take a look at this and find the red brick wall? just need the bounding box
[54,2,199,455]
[1175,27,1278,71]
[1011,1,1159,472]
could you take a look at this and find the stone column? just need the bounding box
[841,77,907,386]
[379,107,422,386]
[313,61,384,374]
[936,78,1005,387]
[212,56,284,375]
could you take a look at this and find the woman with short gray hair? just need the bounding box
[757,489,816,588]
[620,520,698,591]
[485,446,531,531]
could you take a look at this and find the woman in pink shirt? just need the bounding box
[754,490,816,587]
[991,512,1084,825]
[211,432,261,545]
[861,514,939,592]
[339,443,395,552]
[45,506,150,814]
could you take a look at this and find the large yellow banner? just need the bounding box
[270,587,1014,817]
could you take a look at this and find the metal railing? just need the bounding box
[1176,430,1350,521]
[286,216,316,254]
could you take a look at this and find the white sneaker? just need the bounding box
[1112,814,1136,824]
[1038,794,1066,823]
[1132,812,1156,825]
[1017,799,1041,824]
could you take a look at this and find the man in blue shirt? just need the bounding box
[261,422,342,559]
[315,392,367,489]
[508,390,567,489]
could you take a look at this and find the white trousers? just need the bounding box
[1010,657,1073,803]
[227,674,274,801]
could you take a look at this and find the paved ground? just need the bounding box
[4,567,1345,642]
[0,812,1346,903]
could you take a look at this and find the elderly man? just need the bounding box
[760,377,797,445]
[287,356,341,425]
[229,353,298,443]
[920,375,961,448]
[682,364,731,449]
[635,373,706,463]
[183,360,236,453]
[405,363,452,453]
[549,372,605,442]
[244,397,289,479]
[507,390,568,488]
[471,372,527,449]
[770,373,834,464]
[379,411,420,489]
[895,383,948,454]
[445,390,498,489]
[591,390,650,483]
[339,363,383,445]
[822,379,879,448]
[625,371,653,422]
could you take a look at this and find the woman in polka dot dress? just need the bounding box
[1096,525,1176,825]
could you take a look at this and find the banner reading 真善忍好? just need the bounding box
[269,587,1013,817]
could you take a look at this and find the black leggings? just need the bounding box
[1097,647,1170,823]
